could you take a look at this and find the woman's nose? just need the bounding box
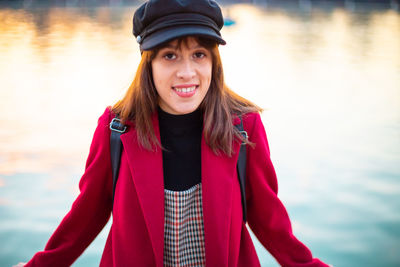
[176,59,196,80]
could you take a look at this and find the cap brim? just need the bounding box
[140,25,226,51]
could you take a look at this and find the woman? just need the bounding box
[18,0,330,266]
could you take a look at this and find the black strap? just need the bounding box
[109,116,126,208]
[109,116,248,222]
[235,116,248,222]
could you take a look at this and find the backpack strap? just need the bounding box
[235,115,248,222]
[109,116,127,208]
[109,115,248,222]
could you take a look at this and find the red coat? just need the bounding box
[26,107,328,267]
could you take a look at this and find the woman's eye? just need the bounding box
[194,52,206,59]
[163,53,176,60]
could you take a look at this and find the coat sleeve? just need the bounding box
[244,112,329,267]
[25,108,114,267]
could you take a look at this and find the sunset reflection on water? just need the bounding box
[0,3,399,267]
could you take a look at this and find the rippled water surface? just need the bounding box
[0,2,399,267]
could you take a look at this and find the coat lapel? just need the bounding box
[120,114,164,267]
[202,133,241,266]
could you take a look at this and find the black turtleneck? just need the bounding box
[158,107,203,191]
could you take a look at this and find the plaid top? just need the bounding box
[164,183,206,267]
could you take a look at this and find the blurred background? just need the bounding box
[0,0,399,266]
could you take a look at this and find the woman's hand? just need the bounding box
[13,263,26,267]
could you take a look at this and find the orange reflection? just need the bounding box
[0,5,399,181]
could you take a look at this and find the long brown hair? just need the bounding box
[112,36,262,156]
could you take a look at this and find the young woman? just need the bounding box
[18,0,330,266]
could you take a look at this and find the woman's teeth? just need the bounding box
[173,86,196,93]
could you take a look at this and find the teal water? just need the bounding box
[1,2,399,267]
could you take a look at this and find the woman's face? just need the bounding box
[151,37,212,115]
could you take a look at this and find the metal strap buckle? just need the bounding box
[109,118,127,133]
[239,130,248,145]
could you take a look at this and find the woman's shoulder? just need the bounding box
[97,106,114,125]
[242,111,261,122]
[236,111,263,131]
[238,111,270,144]
[90,107,117,137]
[98,106,132,128]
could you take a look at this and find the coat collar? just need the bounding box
[120,112,241,267]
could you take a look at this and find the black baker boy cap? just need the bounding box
[133,0,226,51]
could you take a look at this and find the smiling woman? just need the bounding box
[151,37,212,115]
[17,0,331,267]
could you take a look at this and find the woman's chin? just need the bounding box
[172,108,198,115]
[159,103,200,115]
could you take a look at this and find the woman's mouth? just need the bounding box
[172,85,198,97]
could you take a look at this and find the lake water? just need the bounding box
[0,1,399,266]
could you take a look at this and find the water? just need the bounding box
[0,2,399,267]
